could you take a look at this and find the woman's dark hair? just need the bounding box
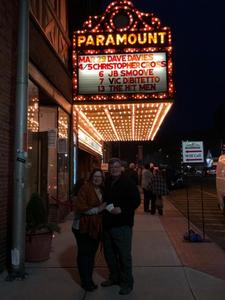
[88,168,104,183]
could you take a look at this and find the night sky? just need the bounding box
[101,0,225,138]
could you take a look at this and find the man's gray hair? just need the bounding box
[108,157,122,165]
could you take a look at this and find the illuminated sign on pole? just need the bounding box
[182,141,204,163]
[78,52,167,94]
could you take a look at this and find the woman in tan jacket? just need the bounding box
[72,168,106,291]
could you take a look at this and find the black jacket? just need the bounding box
[103,174,141,228]
[124,169,139,185]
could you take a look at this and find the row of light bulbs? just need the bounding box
[75,102,172,141]
[28,97,39,132]
[82,0,163,33]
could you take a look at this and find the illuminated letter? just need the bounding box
[96,35,105,46]
[86,35,95,46]
[105,34,115,46]
[128,33,137,45]
[116,34,127,46]
[138,33,147,45]
[148,33,157,44]
[78,35,86,47]
[158,32,167,44]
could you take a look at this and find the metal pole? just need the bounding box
[10,0,29,279]
[200,171,205,240]
[186,174,191,237]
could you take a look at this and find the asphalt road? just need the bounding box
[169,175,225,251]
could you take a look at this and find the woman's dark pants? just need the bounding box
[72,228,99,288]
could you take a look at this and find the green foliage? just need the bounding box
[26,193,60,234]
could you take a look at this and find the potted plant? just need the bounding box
[25,193,60,262]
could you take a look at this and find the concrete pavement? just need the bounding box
[1,197,225,300]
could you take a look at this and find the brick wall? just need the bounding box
[0,0,18,271]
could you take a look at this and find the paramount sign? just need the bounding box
[75,31,169,49]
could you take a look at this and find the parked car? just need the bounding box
[166,168,184,190]
[216,155,225,214]
[206,165,216,175]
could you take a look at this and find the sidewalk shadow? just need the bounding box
[59,245,81,286]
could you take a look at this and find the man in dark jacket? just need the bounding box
[125,162,139,185]
[101,158,141,295]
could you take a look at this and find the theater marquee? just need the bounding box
[73,0,174,142]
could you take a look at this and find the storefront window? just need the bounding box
[27,80,58,203]
[39,106,58,200]
[27,80,71,206]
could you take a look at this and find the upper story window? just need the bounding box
[30,0,70,66]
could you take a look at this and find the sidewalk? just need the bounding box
[1,197,225,300]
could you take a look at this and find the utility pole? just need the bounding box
[8,0,29,279]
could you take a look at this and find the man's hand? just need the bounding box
[110,207,122,215]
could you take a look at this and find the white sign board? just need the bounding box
[79,129,102,156]
[78,52,167,94]
[182,141,204,163]
[101,163,108,171]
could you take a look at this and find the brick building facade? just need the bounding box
[0,0,19,271]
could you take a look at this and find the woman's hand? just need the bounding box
[98,202,107,212]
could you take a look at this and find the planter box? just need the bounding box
[25,232,53,262]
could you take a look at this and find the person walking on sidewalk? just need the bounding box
[141,163,154,212]
[101,158,141,295]
[72,168,106,291]
[151,168,168,215]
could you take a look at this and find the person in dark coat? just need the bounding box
[125,162,139,185]
[101,158,141,295]
[151,168,169,215]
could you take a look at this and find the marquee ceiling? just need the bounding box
[75,101,172,142]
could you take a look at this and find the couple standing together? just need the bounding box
[72,158,141,295]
